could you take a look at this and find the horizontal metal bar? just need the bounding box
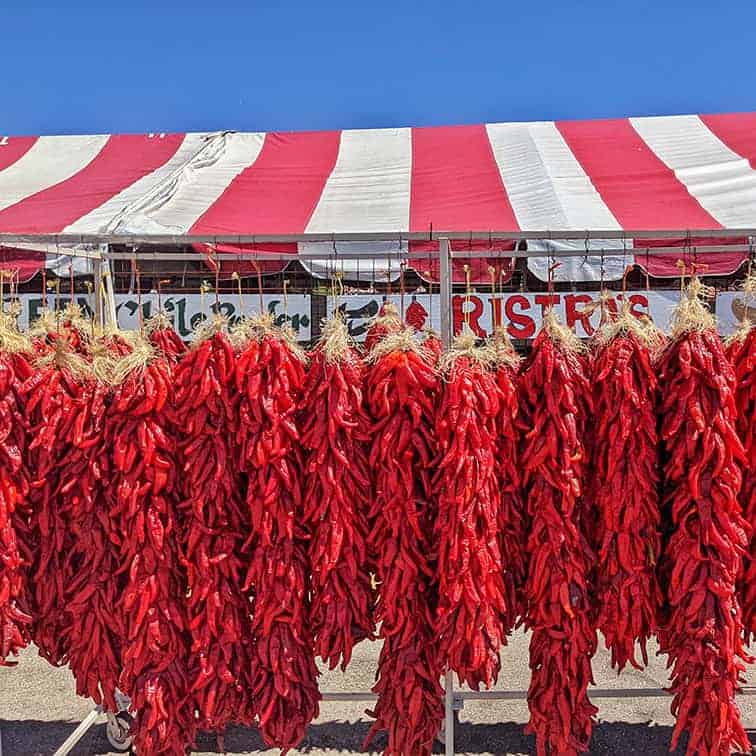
[451,244,752,259]
[319,687,756,703]
[456,686,756,701]
[321,692,377,702]
[97,244,751,263]
[105,251,438,262]
[0,229,754,245]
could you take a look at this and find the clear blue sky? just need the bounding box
[2,0,754,136]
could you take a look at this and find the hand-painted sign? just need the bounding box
[3,294,311,340]
[328,291,681,340]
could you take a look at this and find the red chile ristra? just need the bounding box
[519,313,597,756]
[491,329,526,633]
[364,328,444,756]
[21,340,87,667]
[726,300,755,643]
[235,318,320,752]
[299,317,375,671]
[105,341,196,756]
[60,372,125,710]
[658,281,750,756]
[434,334,507,690]
[590,313,662,672]
[0,325,34,666]
[172,321,254,732]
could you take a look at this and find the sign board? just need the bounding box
[2,294,312,340]
[328,291,681,341]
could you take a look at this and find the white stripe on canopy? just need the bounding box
[486,121,627,282]
[631,114,756,229]
[0,135,109,213]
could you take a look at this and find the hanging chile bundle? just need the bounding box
[433,333,507,689]
[235,315,320,751]
[727,275,756,642]
[104,337,196,756]
[61,323,137,706]
[519,310,597,756]
[299,315,375,670]
[364,327,444,756]
[491,328,526,633]
[172,315,254,732]
[364,301,402,353]
[58,344,124,710]
[590,303,662,671]
[657,278,750,755]
[0,308,34,665]
[21,333,91,666]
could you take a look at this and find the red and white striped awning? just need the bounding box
[0,112,754,283]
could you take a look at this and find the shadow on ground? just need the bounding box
[1,718,754,755]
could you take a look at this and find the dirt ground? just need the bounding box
[1,630,754,755]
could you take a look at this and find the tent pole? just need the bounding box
[439,238,452,346]
[103,253,117,328]
[93,245,105,328]
[444,669,455,756]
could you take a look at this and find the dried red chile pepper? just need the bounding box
[420,329,443,365]
[727,314,756,643]
[0,338,33,666]
[519,315,597,756]
[300,317,374,670]
[434,336,507,689]
[236,319,320,752]
[172,323,254,732]
[364,329,443,756]
[658,285,750,755]
[590,318,662,671]
[106,345,195,756]
[147,315,187,362]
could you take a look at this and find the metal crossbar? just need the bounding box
[0,229,754,245]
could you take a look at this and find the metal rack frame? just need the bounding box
[2,231,750,756]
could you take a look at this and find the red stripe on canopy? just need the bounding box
[193,131,341,235]
[556,118,719,230]
[0,134,185,233]
[0,137,38,173]
[193,130,341,276]
[410,125,517,282]
[410,124,519,232]
[556,118,744,276]
[700,113,756,170]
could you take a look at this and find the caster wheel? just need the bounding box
[106,712,133,752]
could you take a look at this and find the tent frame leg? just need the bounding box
[52,707,102,756]
[439,237,452,346]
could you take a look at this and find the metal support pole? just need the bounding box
[444,670,455,756]
[52,707,102,756]
[439,238,452,346]
[93,245,105,328]
[103,256,117,328]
